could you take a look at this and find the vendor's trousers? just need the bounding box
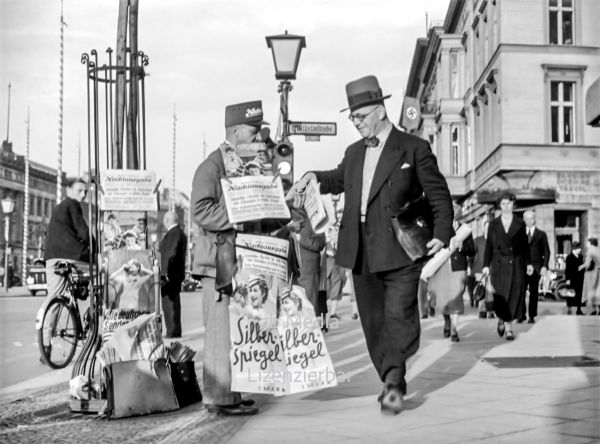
[201,276,241,406]
[161,288,181,337]
[352,225,422,395]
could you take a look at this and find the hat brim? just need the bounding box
[340,94,392,113]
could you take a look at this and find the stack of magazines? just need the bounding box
[168,341,196,363]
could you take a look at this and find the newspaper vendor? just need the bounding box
[191,100,271,416]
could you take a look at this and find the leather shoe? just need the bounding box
[506,331,515,341]
[380,386,403,415]
[241,399,255,407]
[497,321,505,337]
[443,317,451,338]
[451,332,460,342]
[527,318,535,324]
[206,403,258,416]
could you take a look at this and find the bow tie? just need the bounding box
[364,137,380,148]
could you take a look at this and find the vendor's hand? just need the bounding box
[482,267,490,276]
[526,265,534,276]
[426,238,444,256]
[285,172,316,208]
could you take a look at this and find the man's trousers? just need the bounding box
[200,276,241,406]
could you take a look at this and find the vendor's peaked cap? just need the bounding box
[225,100,269,127]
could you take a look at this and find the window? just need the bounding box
[449,51,459,98]
[451,125,460,175]
[549,0,573,45]
[550,81,575,143]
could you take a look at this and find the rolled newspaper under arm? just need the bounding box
[420,224,472,280]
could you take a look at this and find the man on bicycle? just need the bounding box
[42,177,92,359]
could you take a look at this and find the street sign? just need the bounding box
[289,121,337,136]
[305,135,320,142]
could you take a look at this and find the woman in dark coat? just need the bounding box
[482,192,532,340]
[564,241,584,315]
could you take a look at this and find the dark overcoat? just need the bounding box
[483,216,531,321]
[528,228,550,273]
[160,225,188,287]
[314,127,454,273]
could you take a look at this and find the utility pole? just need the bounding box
[4,83,10,142]
[22,108,30,283]
[57,0,66,203]
[171,105,177,211]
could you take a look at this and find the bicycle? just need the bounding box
[36,261,91,369]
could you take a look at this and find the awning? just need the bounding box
[475,188,557,206]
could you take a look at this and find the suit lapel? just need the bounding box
[367,128,406,206]
[348,143,365,208]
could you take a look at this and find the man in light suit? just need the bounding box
[160,211,187,338]
[522,210,550,323]
[287,75,453,415]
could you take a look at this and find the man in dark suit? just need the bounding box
[287,75,453,415]
[522,210,550,323]
[160,211,188,338]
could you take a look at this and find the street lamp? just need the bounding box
[2,197,16,294]
[265,31,306,140]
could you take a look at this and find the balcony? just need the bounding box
[473,143,600,189]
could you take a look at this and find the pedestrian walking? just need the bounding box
[325,223,358,321]
[470,220,493,318]
[287,75,454,415]
[428,220,475,342]
[160,211,187,338]
[579,237,600,315]
[564,241,584,315]
[482,192,533,341]
[296,211,327,325]
[190,100,269,416]
[521,210,550,324]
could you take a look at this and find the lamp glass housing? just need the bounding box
[266,32,306,80]
[1,198,15,215]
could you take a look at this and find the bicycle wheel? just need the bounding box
[37,298,79,369]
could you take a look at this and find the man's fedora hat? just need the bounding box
[341,75,391,112]
[225,100,269,128]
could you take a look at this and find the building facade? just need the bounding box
[1,140,66,279]
[404,0,600,267]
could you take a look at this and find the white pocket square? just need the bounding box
[400,163,411,169]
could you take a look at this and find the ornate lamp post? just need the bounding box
[2,197,16,294]
[265,31,306,140]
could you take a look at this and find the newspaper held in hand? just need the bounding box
[420,224,472,280]
[221,175,291,223]
[303,180,333,234]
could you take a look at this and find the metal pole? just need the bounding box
[279,80,291,140]
[5,83,10,141]
[22,108,30,284]
[57,0,66,203]
[171,105,176,211]
[4,216,9,295]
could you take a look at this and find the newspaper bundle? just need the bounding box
[303,180,333,234]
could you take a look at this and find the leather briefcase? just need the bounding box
[106,358,179,419]
[390,195,434,262]
[170,361,202,408]
[215,230,236,296]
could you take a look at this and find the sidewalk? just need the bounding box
[1,302,599,443]
[231,315,600,444]
[0,286,33,298]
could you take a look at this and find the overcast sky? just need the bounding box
[0,0,450,196]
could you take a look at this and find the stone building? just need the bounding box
[404,0,600,266]
[1,140,66,278]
